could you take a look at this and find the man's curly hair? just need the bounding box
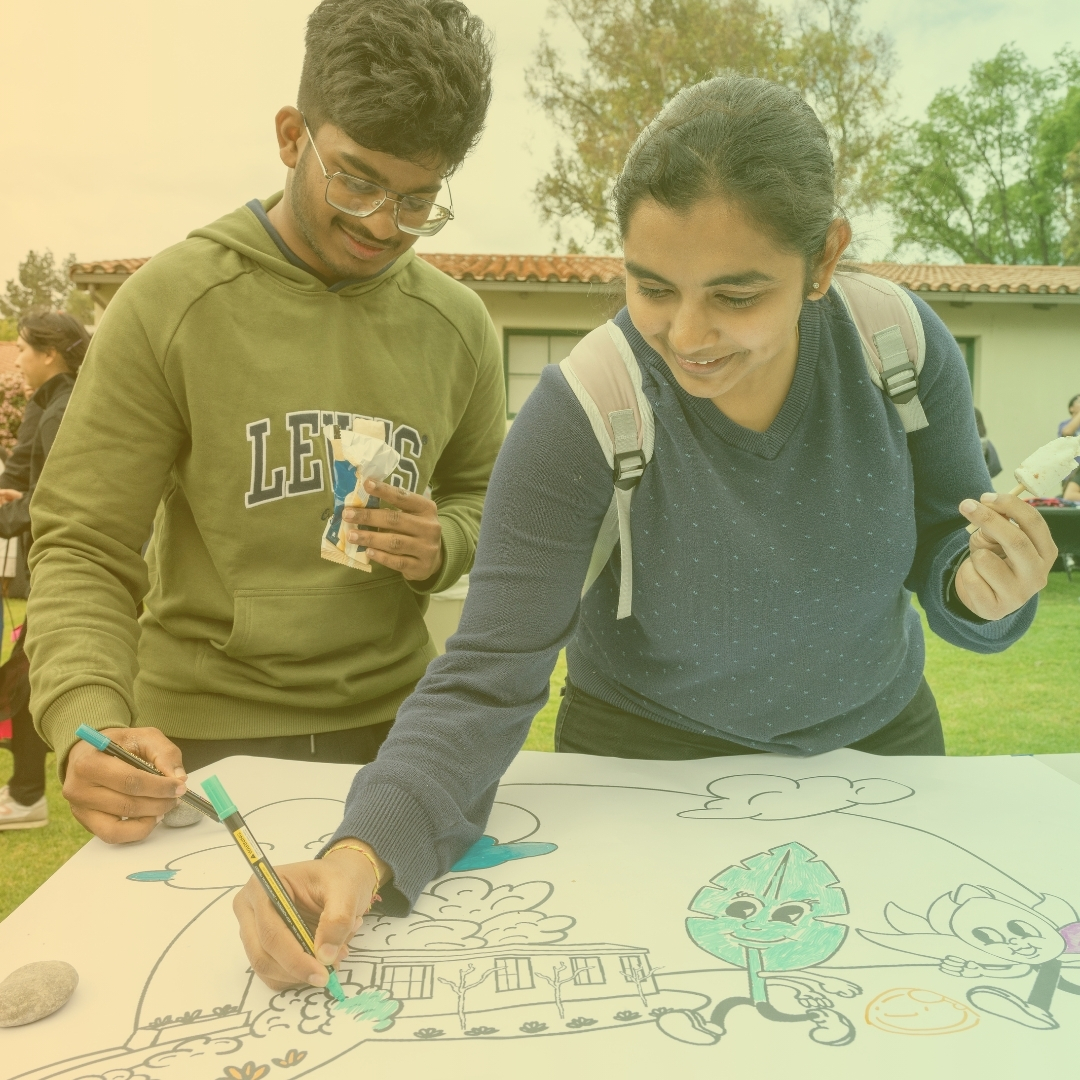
[298,0,493,172]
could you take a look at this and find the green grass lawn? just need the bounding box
[3,573,1079,921]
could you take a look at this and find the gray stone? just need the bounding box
[162,801,203,828]
[0,961,78,1027]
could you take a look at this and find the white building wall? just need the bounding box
[927,300,1080,491]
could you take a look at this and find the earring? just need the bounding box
[813,281,820,290]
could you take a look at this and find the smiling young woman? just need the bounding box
[232,75,1058,992]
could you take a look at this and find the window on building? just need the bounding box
[570,956,606,985]
[619,954,650,983]
[954,337,976,386]
[505,330,586,418]
[379,964,434,999]
[494,956,535,992]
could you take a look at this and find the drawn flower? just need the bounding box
[464,1026,498,1036]
[614,1010,640,1022]
[649,1007,673,1018]
[271,1050,308,1068]
[220,1064,270,1080]
[413,1027,445,1039]
[519,1020,548,1033]
[565,1017,597,1029]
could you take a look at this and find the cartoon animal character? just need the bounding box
[859,884,1080,1031]
[657,842,861,1047]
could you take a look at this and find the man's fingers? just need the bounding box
[69,745,185,800]
[965,493,1058,564]
[70,805,159,844]
[363,479,433,513]
[114,727,188,783]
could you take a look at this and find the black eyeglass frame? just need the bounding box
[303,119,454,237]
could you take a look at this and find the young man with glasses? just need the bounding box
[26,0,504,844]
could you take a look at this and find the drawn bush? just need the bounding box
[272,1049,308,1068]
[565,1017,597,1029]
[147,1016,174,1029]
[519,1020,549,1033]
[213,1004,241,1018]
[464,1026,498,1036]
[614,1010,640,1022]
[413,1027,445,1039]
[650,1007,673,1018]
[220,1064,270,1080]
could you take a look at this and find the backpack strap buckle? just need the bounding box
[613,448,646,489]
[874,325,919,405]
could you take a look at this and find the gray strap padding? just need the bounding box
[560,321,654,619]
[614,485,635,620]
[832,271,929,434]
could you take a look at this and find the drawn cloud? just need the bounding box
[679,773,914,821]
[350,876,575,952]
[73,1036,245,1080]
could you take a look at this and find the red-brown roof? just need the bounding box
[69,258,150,278]
[418,253,623,284]
[68,255,1080,295]
[859,262,1080,295]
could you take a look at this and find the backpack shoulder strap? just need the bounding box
[832,270,929,434]
[560,321,654,619]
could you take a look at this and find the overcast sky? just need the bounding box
[2,0,1080,287]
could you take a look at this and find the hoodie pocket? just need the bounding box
[224,577,426,670]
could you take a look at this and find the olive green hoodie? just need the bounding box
[27,195,505,767]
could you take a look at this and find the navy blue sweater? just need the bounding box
[331,290,1036,910]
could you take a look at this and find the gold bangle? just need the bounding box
[326,842,384,905]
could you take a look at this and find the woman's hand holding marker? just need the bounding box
[63,726,186,843]
[342,479,443,581]
[955,492,1058,621]
[233,841,387,991]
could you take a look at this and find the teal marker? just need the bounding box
[201,775,345,1003]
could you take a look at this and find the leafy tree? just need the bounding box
[0,250,93,326]
[884,47,1080,264]
[526,0,896,250]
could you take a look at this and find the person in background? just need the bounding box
[0,311,88,829]
[1064,467,1080,502]
[1059,394,1080,438]
[974,407,1002,479]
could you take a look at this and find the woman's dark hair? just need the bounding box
[17,311,91,373]
[298,0,493,171]
[613,76,840,283]
[1068,393,1080,411]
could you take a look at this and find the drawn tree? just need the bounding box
[436,964,495,1033]
[621,960,662,1008]
[536,962,579,1020]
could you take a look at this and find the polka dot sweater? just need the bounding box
[333,290,1036,908]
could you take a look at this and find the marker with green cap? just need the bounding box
[201,774,345,1003]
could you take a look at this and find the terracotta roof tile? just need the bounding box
[418,253,623,284]
[67,255,1080,294]
[856,262,1080,295]
[69,258,150,277]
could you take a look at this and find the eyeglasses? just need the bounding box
[303,121,454,237]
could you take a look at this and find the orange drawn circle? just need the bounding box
[865,988,979,1035]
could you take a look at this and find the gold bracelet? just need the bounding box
[326,842,384,905]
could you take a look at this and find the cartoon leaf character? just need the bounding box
[686,842,848,997]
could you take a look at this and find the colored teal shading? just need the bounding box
[200,775,238,820]
[334,986,401,1031]
[450,835,557,871]
[127,870,178,882]
[686,842,848,1002]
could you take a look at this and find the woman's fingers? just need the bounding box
[233,857,377,990]
[956,493,1057,620]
